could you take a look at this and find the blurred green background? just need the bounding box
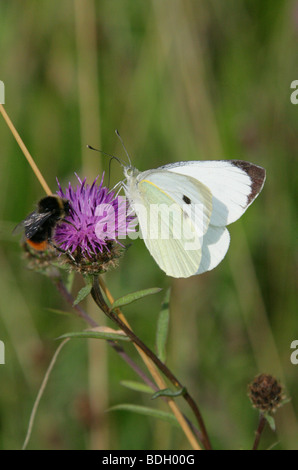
[0,0,297,450]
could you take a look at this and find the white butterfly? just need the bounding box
[122,159,265,278]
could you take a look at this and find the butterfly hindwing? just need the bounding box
[196,224,230,274]
[130,171,213,278]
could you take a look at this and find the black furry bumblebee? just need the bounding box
[15,195,71,251]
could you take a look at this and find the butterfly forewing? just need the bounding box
[164,160,265,226]
[130,171,213,277]
[133,189,202,278]
[140,171,213,238]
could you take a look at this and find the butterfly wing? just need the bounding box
[124,160,265,277]
[195,224,230,274]
[161,160,266,226]
[129,170,213,277]
[162,160,265,274]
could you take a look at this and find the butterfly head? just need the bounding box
[123,165,139,180]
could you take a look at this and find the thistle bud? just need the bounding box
[248,373,284,413]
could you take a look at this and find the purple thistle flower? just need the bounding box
[54,174,136,263]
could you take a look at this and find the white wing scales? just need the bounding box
[196,225,230,275]
[163,160,266,226]
[125,170,213,278]
[142,230,202,278]
[124,159,265,278]
[140,171,213,239]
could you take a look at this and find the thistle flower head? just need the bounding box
[53,174,136,273]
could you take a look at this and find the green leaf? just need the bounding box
[111,287,162,309]
[120,380,154,394]
[281,397,291,406]
[156,288,171,362]
[151,387,186,400]
[57,330,130,342]
[264,413,276,432]
[73,281,92,306]
[108,404,179,428]
[46,308,72,317]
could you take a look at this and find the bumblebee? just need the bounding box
[15,195,71,251]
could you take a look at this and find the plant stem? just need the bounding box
[22,338,70,449]
[98,278,204,449]
[55,277,203,447]
[252,413,266,450]
[54,279,98,327]
[54,278,159,390]
[0,104,52,196]
[91,275,212,450]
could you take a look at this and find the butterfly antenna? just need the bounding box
[86,145,125,167]
[107,155,124,188]
[115,129,132,166]
[87,145,125,189]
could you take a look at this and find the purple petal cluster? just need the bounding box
[54,174,136,258]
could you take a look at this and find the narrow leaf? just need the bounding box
[73,283,92,306]
[281,398,291,406]
[46,308,72,317]
[264,413,276,432]
[57,330,130,342]
[151,387,186,400]
[111,287,162,309]
[156,288,171,362]
[108,404,179,428]
[120,380,154,394]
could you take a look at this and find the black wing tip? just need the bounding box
[230,160,266,204]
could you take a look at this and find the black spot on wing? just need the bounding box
[183,195,191,204]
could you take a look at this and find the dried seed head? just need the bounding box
[248,373,284,413]
[22,242,61,277]
[63,241,125,275]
